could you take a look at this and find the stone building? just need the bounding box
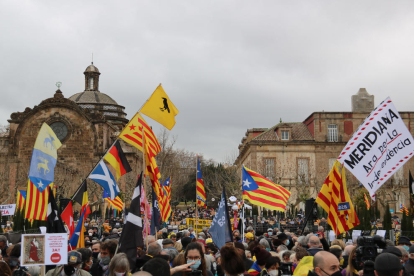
[235,88,414,215]
[0,63,142,210]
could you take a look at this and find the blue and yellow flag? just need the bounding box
[28,123,61,192]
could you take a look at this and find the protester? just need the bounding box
[259,256,280,276]
[0,260,12,276]
[308,251,341,276]
[341,247,359,276]
[248,247,271,275]
[0,236,8,258]
[219,243,247,276]
[180,242,213,276]
[374,253,403,276]
[108,253,130,276]
[90,240,118,276]
[77,248,93,272]
[135,242,162,271]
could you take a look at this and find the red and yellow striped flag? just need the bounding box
[119,113,161,155]
[315,161,359,235]
[103,190,124,211]
[364,193,370,210]
[400,204,409,216]
[242,166,291,211]
[196,157,206,208]
[25,179,53,221]
[16,190,26,211]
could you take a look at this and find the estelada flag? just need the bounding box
[61,201,75,238]
[25,179,53,221]
[315,160,359,235]
[16,190,26,211]
[242,166,291,212]
[104,140,132,180]
[196,158,206,208]
[119,113,161,155]
[364,193,370,210]
[140,85,179,130]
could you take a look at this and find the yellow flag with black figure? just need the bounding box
[140,85,179,130]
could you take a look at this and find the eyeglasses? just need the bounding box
[187,256,201,261]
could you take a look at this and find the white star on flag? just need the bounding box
[38,180,44,188]
[243,179,251,188]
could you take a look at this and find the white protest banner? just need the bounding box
[337,97,414,199]
[21,233,68,266]
[0,204,16,216]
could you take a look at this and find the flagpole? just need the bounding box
[241,199,245,239]
[195,155,198,238]
[141,124,150,250]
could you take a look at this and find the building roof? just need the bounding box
[84,64,100,73]
[68,91,118,105]
[253,122,314,142]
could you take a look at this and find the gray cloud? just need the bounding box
[2,1,414,162]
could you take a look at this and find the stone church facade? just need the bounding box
[0,63,142,210]
[235,88,414,215]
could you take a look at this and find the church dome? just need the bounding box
[69,91,118,105]
[84,64,100,73]
[68,63,128,125]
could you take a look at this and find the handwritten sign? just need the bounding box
[338,97,414,199]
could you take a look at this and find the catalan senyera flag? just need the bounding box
[364,193,370,210]
[196,158,206,208]
[315,160,359,235]
[242,166,291,212]
[104,140,132,180]
[103,190,124,211]
[119,113,161,155]
[16,190,27,211]
[400,204,409,216]
[145,140,171,222]
[162,177,171,202]
[140,85,179,130]
[25,179,53,221]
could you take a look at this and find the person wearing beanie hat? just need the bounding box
[247,247,271,275]
[374,253,403,276]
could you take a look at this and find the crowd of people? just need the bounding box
[1,216,414,276]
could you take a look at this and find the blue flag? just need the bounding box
[150,187,161,235]
[28,123,62,192]
[88,160,120,200]
[208,187,232,249]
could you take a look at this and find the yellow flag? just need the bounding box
[140,85,179,130]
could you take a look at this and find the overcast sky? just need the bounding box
[2,1,414,163]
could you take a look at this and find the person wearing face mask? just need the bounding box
[46,251,90,276]
[77,248,93,272]
[90,240,118,276]
[277,233,293,250]
[308,251,341,276]
[399,237,412,253]
[381,246,413,276]
[91,242,101,263]
[259,257,280,276]
[108,253,129,276]
[176,242,213,276]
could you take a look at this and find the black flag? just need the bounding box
[150,187,161,235]
[47,186,66,233]
[119,172,144,271]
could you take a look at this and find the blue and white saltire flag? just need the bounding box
[208,187,232,249]
[28,123,62,192]
[88,160,120,200]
